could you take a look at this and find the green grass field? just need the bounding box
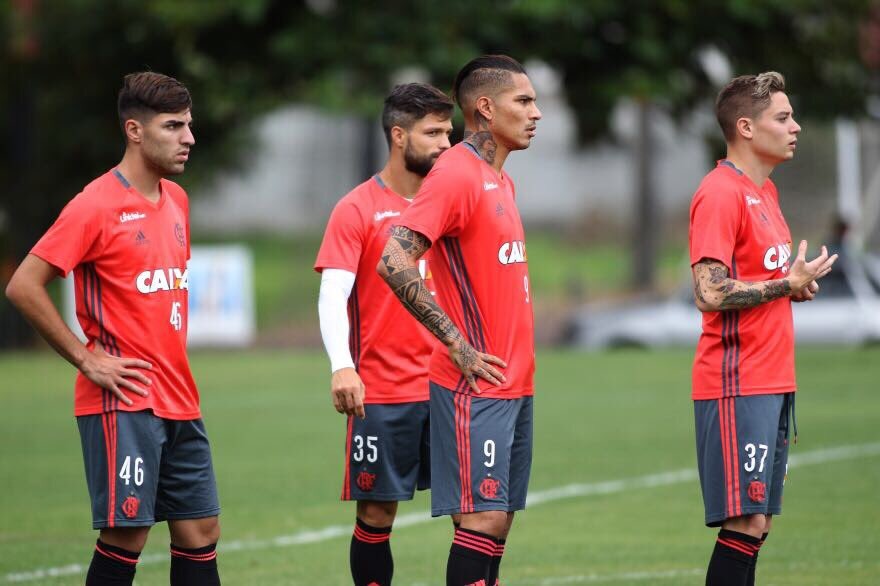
[1,348,878,585]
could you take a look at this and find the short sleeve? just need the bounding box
[314,198,366,273]
[399,157,480,243]
[30,195,104,276]
[689,181,743,270]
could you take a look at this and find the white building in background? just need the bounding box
[191,62,714,235]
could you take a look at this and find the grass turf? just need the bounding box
[0,347,877,585]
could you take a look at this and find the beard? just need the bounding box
[404,144,437,178]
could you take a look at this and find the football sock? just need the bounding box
[86,539,140,586]
[350,518,393,586]
[706,529,762,586]
[487,538,505,586]
[170,543,220,586]
[746,532,768,586]
[447,528,495,586]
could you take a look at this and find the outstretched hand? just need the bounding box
[447,339,507,394]
[788,241,838,292]
[80,343,152,406]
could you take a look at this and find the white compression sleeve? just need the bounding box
[318,268,357,373]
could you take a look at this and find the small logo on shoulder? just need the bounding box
[745,195,761,206]
[483,181,498,191]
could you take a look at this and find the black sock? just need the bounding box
[706,529,761,586]
[170,543,220,586]
[746,532,768,586]
[487,539,505,586]
[447,528,495,586]
[350,518,393,586]
[86,539,140,586]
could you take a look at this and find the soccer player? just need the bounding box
[689,72,837,586]
[5,72,221,586]
[314,83,454,585]
[377,55,541,586]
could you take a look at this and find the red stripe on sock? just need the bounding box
[494,542,505,556]
[95,544,139,565]
[170,548,217,561]
[353,526,391,544]
[717,537,757,557]
[454,531,497,556]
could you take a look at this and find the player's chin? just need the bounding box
[164,162,187,175]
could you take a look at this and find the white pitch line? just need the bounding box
[506,568,705,584]
[5,442,880,583]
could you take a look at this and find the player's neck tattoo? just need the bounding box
[464,111,497,165]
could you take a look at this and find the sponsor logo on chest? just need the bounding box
[498,240,527,265]
[763,243,792,272]
[136,268,189,294]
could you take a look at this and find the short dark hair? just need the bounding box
[381,83,454,147]
[117,72,192,133]
[453,55,527,111]
[715,71,786,142]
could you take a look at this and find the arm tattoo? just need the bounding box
[379,227,464,346]
[694,260,791,310]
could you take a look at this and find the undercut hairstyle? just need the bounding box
[452,55,527,111]
[715,71,786,142]
[117,71,192,134]
[381,83,454,147]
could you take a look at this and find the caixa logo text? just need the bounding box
[763,243,792,272]
[136,268,189,294]
[498,240,527,265]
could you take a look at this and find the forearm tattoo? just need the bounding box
[694,260,791,310]
[380,226,463,346]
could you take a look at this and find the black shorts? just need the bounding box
[77,410,220,529]
[341,401,431,502]
[429,382,533,517]
[694,394,792,526]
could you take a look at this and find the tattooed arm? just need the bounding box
[377,226,506,392]
[692,240,838,312]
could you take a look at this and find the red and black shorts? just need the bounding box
[77,410,220,529]
[429,382,533,517]
[341,401,431,502]
[694,393,793,526]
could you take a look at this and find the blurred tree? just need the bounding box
[0,0,873,344]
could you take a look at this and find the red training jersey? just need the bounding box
[314,175,436,404]
[31,169,201,419]
[398,143,535,399]
[689,160,796,400]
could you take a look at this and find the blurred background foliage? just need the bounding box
[1,0,876,346]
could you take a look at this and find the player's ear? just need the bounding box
[390,125,406,149]
[124,118,144,144]
[475,96,493,124]
[736,117,753,140]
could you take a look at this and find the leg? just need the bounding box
[168,516,221,586]
[486,513,514,586]
[351,500,398,586]
[87,527,150,586]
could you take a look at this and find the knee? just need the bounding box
[724,514,768,538]
[460,510,508,539]
[170,516,221,549]
[357,501,397,528]
[100,527,151,553]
